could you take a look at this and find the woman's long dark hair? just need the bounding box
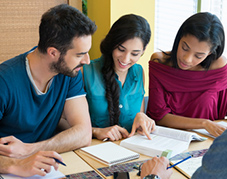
[166,12,225,70]
[100,14,151,126]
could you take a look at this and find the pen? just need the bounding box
[54,158,67,166]
[167,155,192,169]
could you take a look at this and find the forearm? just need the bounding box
[157,113,209,129]
[92,127,99,138]
[0,155,16,174]
[32,124,92,154]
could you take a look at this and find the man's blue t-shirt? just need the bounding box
[0,48,86,143]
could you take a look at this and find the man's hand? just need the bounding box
[8,151,63,177]
[141,157,172,179]
[0,136,33,158]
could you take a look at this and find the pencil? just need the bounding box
[167,155,192,169]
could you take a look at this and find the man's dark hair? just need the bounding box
[38,4,97,55]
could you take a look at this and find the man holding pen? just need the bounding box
[0,4,96,177]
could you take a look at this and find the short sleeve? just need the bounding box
[66,71,86,100]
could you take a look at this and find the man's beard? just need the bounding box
[50,55,83,78]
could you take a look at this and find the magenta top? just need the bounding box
[147,61,227,121]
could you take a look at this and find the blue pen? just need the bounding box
[54,158,67,166]
[167,155,192,169]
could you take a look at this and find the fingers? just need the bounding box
[106,125,129,141]
[137,120,152,139]
[151,121,156,132]
[41,151,63,171]
[130,112,156,139]
[129,124,137,138]
[206,122,227,137]
[118,126,129,138]
[14,151,62,177]
[138,120,154,140]
[107,125,123,141]
[0,136,17,157]
[0,136,14,144]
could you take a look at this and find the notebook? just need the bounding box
[80,142,140,166]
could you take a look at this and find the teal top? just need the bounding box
[83,56,145,132]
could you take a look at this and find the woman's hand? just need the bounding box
[93,125,129,141]
[129,112,156,139]
[203,120,227,137]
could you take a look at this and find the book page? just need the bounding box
[120,134,189,158]
[153,126,204,142]
[171,156,202,178]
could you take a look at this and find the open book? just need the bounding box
[80,142,140,166]
[120,126,206,159]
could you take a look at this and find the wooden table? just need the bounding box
[60,121,227,179]
[73,131,214,179]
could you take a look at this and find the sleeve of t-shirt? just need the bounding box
[66,71,86,100]
[146,62,171,121]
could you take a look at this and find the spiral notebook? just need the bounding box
[80,142,140,166]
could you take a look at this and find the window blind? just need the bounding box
[201,0,227,57]
[154,0,197,52]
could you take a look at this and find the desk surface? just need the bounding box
[74,131,215,179]
[60,124,222,179]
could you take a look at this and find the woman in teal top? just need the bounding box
[83,14,155,141]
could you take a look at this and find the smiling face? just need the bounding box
[112,37,144,74]
[50,35,91,77]
[177,34,211,71]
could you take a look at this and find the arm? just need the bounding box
[0,96,92,158]
[148,54,226,137]
[129,68,156,139]
[35,96,92,152]
[158,113,226,137]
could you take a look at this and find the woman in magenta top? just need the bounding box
[147,12,227,137]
